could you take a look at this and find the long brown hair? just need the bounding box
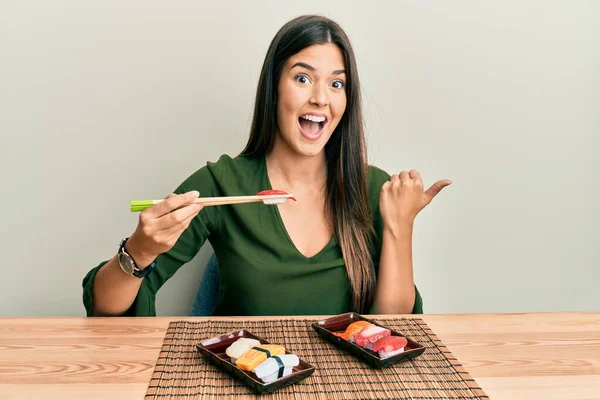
[241,15,375,313]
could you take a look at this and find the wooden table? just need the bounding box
[1,313,599,399]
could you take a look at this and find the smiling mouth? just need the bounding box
[298,115,327,139]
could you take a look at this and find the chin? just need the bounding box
[299,148,324,158]
[289,146,322,158]
[295,139,329,158]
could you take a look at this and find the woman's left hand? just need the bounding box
[379,170,452,229]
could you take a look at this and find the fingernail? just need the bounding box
[188,190,199,198]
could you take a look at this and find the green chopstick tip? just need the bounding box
[130,200,154,212]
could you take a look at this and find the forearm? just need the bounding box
[92,240,156,316]
[373,223,415,314]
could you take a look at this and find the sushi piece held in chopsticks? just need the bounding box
[333,321,371,342]
[372,336,408,359]
[225,338,261,362]
[354,325,391,350]
[130,189,296,212]
[235,344,285,371]
[253,354,299,383]
[255,190,297,204]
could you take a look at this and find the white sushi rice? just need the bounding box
[253,354,299,382]
[259,367,293,383]
[378,347,405,359]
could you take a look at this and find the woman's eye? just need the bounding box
[295,74,310,84]
[331,80,345,89]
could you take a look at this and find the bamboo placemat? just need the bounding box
[146,318,488,399]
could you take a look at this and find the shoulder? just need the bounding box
[365,164,391,218]
[367,164,391,186]
[206,153,258,171]
[177,153,261,192]
[366,164,391,198]
[366,164,391,257]
[207,153,262,182]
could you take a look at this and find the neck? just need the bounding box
[266,138,327,189]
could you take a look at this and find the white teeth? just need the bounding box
[300,114,326,123]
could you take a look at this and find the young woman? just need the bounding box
[83,15,451,317]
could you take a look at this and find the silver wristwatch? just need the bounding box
[117,237,156,278]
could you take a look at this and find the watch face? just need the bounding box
[118,252,135,275]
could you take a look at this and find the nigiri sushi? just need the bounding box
[225,338,261,361]
[256,190,297,202]
[333,321,372,341]
[253,354,299,383]
[235,344,285,371]
[372,336,408,358]
[354,325,391,349]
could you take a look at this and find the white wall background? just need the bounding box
[1,0,598,317]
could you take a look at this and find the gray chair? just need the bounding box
[191,254,219,316]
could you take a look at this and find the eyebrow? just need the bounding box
[290,62,346,76]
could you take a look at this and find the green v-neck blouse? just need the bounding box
[82,155,423,316]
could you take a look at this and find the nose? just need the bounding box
[309,83,329,107]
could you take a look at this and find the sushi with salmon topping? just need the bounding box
[333,321,371,342]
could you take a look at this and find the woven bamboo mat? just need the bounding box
[146,318,489,399]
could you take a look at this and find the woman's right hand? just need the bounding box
[126,190,203,267]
